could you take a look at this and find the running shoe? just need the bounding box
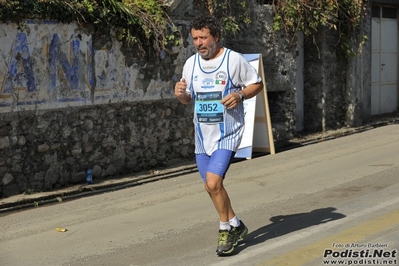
[216,229,236,255]
[232,220,248,243]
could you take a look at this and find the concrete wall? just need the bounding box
[346,3,372,126]
[302,4,372,132]
[303,28,346,132]
[0,21,178,113]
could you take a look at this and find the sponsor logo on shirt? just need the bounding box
[201,78,214,89]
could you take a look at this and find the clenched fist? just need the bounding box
[175,78,191,104]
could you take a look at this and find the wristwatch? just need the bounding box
[237,91,245,102]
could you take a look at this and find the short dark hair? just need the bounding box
[190,15,221,38]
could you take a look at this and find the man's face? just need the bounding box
[191,28,219,60]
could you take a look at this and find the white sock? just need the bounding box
[219,221,231,231]
[229,216,241,227]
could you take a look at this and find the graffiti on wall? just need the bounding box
[0,21,152,113]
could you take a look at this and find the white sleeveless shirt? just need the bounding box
[182,48,261,155]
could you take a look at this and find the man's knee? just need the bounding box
[205,173,223,193]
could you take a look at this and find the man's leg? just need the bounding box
[206,172,240,255]
[204,172,235,224]
[205,178,248,248]
[196,150,239,255]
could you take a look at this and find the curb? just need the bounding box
[0,164,198,214]
[1,117,398,214]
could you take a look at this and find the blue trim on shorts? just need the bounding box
[195,149,236,182]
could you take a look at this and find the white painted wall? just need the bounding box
[0,21,176,113]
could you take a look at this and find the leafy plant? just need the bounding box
[0,0,367,58]
[271,0,367,57]
[0,0,181,58]
[197,0,252,36]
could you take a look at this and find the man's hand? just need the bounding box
[174,78,191,104]
[221,92,241,109]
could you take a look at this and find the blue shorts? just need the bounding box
[195,149,236,182]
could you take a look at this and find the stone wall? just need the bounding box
[0,19,195,198]
[0,100,194,197]
[0,0,373,198]
[221,3,298,145]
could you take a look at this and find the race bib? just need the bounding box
[195,91,224,123]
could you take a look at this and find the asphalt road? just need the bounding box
[1,123,398,266]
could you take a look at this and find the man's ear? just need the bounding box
[215,32,220,42]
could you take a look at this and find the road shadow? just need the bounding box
[232,207,346,255]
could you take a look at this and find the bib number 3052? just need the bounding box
[198,103,218,112]
[195,91,224,123]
